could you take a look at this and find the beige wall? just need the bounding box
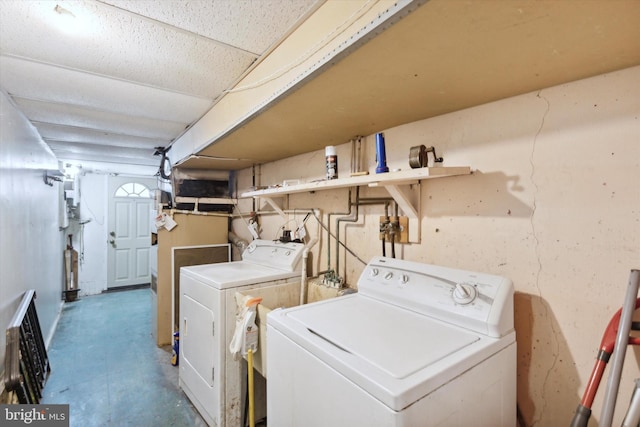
[232,66,640,425]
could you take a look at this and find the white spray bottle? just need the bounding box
[242,297,262,357]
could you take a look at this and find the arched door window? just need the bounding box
[114,182,151,198]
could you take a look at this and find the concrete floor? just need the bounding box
[42,288,206,427]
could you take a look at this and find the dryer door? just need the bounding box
[179,273,221,427]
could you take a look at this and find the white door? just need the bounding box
[107,176,155,288]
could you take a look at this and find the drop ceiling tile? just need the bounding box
[14,98,185,140]
[47,141,159,166]
[101,0,320,54]
[0,56,211,124]
[0,0,257,98]
[33,122,165,149]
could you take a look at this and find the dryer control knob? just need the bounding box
[453,283,477,305]
[384,272,394,280]
[247,244,256,253]
[400,274,409,284]
[285,250,292,256]
[370,268,379,277]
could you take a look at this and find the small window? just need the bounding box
[115,182,151,198]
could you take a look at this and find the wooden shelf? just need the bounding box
[241,166,471,243]
[241,166,470,198]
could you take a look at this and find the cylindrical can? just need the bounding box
[325,146,338,180]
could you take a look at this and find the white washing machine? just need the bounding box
[179,239,306,427]
[267,257,516,427]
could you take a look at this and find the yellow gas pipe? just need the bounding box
[248,348,255,427]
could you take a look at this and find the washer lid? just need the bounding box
[284,295,479,379]
[181,261,299,289]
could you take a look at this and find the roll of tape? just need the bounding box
[409,145,427,168]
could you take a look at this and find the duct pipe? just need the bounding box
[229,231,249,253]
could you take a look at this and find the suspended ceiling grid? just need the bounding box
[0,0,320,169]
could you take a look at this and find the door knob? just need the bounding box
[110,231,116,237]
[109,239,116,248]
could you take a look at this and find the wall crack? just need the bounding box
[529,91,559,427]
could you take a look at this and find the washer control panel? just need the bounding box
[242,239,305,271]
[358,257,514,337]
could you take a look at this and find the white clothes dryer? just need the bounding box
[179,239,306,427]
[267,257,516,427]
